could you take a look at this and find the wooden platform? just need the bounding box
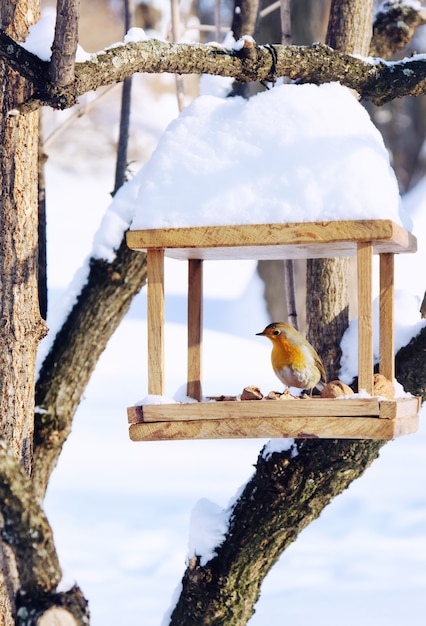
[127,397,420,441]
[126,219,416,260]
[126,218,420,441]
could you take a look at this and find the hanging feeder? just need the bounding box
[122,83,422,441]
[126,219,421,441]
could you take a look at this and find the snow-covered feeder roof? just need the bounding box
[130,82,409,231]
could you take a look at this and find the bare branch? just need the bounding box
[3,33,426,112]
[49,0,79,86]
[113,0,134,194]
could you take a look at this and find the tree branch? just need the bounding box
[49,0,79,86]
[371,0,426,58]
[3,32,426,112]
[0,440,61,597]
[170,438,384,625]
[33,241,148,499]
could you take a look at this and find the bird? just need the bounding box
[256,322,327,394]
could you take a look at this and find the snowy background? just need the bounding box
[30,5,426,626]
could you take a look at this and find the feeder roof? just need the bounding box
[129,82,410,232]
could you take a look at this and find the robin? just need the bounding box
[256,322,327,394]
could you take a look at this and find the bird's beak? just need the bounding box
[256,330,266,336]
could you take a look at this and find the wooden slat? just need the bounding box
[379,397,421,419]
[187,259,203,400]
[379,253,395,381]
[147,249,165,395]
[129,414,419,441]
[127,398,382,424]
[126,220,417,261]
[357,242,374,395]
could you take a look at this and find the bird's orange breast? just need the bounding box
[270,335,308,374]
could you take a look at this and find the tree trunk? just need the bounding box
[306,0,373,378]
[0,0,44,620]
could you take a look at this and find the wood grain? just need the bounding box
[147,249,165,395]
[379,253,395,381]
[357,242,374,394]
[129,414,419,441]
[187,259,203,400]
[127,397,420,424]
[127,220,417,261]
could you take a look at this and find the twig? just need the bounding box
[280,0,298,329]
[215,0,222,42]
[170,0,185,112]
[114,0,135,194]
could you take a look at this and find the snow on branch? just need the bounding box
[2,31,426,111]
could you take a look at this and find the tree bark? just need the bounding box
[170,438,383,626]
[0,0,45,620]
[307,0,374,377]
[49,0,79,86]
[33,242,148,499]
[3,29,426,112]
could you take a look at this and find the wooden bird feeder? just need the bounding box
[126,219,421,441]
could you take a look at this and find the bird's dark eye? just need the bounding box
[272,330,280,336]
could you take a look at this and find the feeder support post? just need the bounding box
[357,241,374,394]
[147,249,165,396]
[187,259,203,401]
[379,253,395,382]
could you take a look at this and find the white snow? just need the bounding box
[22,8,92,62]
[188,498,229,565]
[129,82,408,230]
[262,438,298,460]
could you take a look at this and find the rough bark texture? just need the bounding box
[371,0,426,58]
[326,0,373,54]
[33,241,148,499]
[170,438,384,625]
[3,31,426,112]
[0,1,43,621]
[49,0,79,86]
[306,258,349,380]
[396,326,426,402]
[0,5,44,473]
[231,0,259,40]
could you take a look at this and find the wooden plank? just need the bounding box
[379,253,395,382]
[357,242,374,395]
[126,220,417,261]
[147,249,165,395]
[187,259,203,400]
[379,397,421,419]
[127,398,382,424]
[129,414,419,441]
